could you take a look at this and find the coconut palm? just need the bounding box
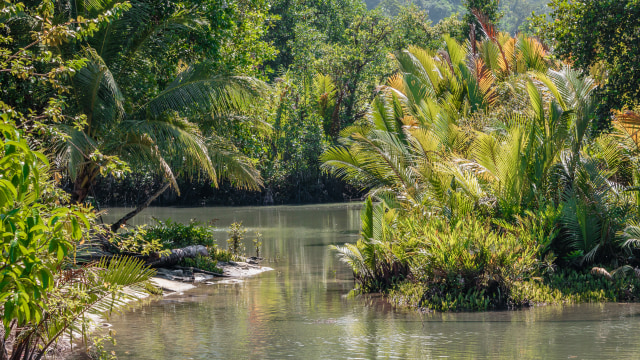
[51,0,265,218]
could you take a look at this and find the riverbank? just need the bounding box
[62,260,273,359]
[387,268,640,312]
[152,260,274,294]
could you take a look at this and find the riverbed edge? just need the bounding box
[60,261,273,358]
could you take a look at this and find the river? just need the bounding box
[77,204,640,359]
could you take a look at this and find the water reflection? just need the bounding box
[77,204,640,359]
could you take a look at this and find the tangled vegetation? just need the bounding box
[144,219,217,249]
[324,16,640,310]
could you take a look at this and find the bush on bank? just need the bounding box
[114,219,250,274]
[338,199,640,311]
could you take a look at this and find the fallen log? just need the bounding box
[146,245,209,268]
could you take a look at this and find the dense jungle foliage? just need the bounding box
[1,0,640,357]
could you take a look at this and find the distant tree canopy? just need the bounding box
[366,0,548,33]
[263,0,367,72]
[535,0,640,124]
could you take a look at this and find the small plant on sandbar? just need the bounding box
[227,222,246,259]
[253,232,263,258]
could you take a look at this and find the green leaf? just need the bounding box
[71,217,81,240]
[39,269,51,289]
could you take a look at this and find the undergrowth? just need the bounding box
[390,270,640,311]
[144,218,216,249]
[179,254,223,274]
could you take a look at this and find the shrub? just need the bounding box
[390,282,493,311]
[394,216,541,310]
[417,218,535,276]
[112,226,166,255]
[253,232,263,258]
[211,247,234,263]
[227,222,246,258]
[144,218,216,249]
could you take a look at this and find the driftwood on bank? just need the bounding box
[145,245,209,268]
[84,233,210,269]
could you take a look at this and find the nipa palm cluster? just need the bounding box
[324,21,640,309]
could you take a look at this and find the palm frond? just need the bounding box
[120,115,215,181]
[72,49,124,128]
[52,124,100,180]
[139,66,267,118]
[620,223,640,250]
[613,110,640,150]
[206,136,263,190]
[38,256,155,352]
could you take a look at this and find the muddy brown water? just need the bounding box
[69,204,640,359]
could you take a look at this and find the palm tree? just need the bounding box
[473,9,551,79]
[330,197,409,291]
[321,34,500,213]
[51,0,265,225]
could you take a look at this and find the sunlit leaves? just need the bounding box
[0,120,91,332]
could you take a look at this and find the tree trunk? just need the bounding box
[330,91,344,139]
[71,165,100,204]
[146,245,209,268]
[110,182,171,232]
[173,266,227,277]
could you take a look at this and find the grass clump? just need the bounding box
[211,247,234,262]
[179,254,223,274]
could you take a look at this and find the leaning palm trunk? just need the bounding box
[71,164,100,204]
[110,182,171,232]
